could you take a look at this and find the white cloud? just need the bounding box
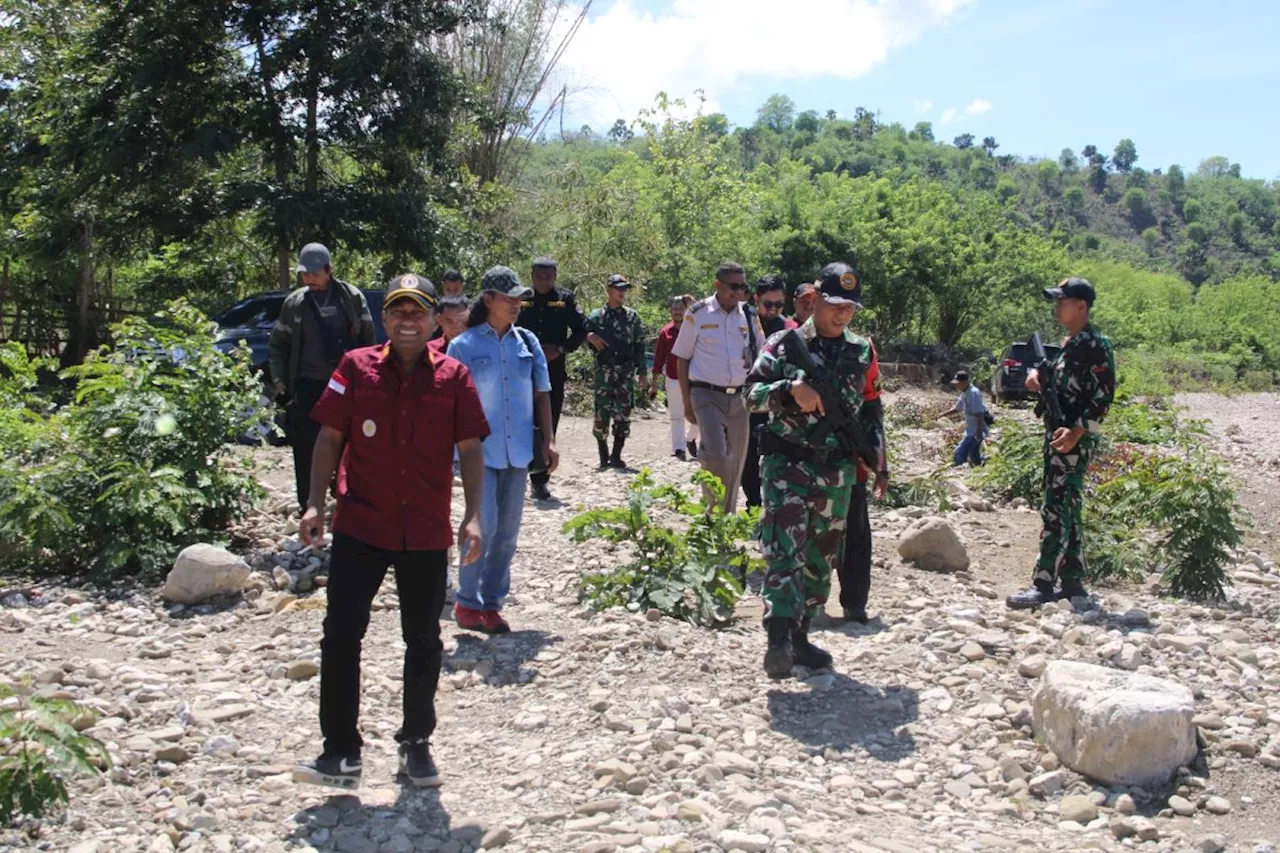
[916,99,934,114]
[938,106,958,126]
[964,97,992,116]
[550,0,974,128]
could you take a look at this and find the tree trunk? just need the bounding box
[64,218,95,366]
[305,74,319,196]
[0,258,8,341]
[278,244,291,292]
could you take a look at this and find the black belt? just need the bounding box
[759,431,844,466]
[689,380,743,395]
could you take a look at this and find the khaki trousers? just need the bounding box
[689,386,749,514]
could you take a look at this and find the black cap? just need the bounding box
[441,268,463,282]
[296,243,331,274]
[480,265,533,298]
[532,256,558,271]
[606,273,632,290]
[1044,277,1095,306]
[384,273,439,311]
[952,370,970,384]
[816,262,863,306]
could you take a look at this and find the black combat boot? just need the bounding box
[1059,578,1089,601]
[763,618,794,679]
[1006,579,1057,610]
[608,437,627,469]
[687,438,698,459]
[597,439,611,469]
[791,616,833,670]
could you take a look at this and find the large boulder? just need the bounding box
[161,544,251,604]
[897,516,969,572]
[1032,661,1197,786]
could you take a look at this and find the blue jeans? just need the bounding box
[457,466,527,612]
[954,435,985,467]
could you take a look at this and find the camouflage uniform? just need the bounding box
[745,322,883,623]
[1034,324,1116,586]
[584,305,646,441]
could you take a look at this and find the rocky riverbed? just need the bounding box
[2,392,1280,853]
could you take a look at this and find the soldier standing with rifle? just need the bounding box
[585,274,648,469]
[745,262,887,678]
[1007,277,1116,610]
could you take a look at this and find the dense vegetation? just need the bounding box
[1,5,1278,393]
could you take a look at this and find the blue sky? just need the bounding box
[554,0,1280,178]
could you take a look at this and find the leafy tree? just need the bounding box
[1186,222,1210,245]
[1035,159,1060,193]
[1123,188,1150,223]
[910,121,935,143]
[981,136,999,155]
[1228,212,1248,246]
[953,133,975,149]
[1112,138,1138,172]
[1197,156,1232,178]
[1182,197,1204,222]
[1081,144,1098,160]
[995,176,1020,204]
[794,110,821,135]
[1064,185,1086,212]
[1058,148,1078,171]
[756,93,797,133]
[608,119,634,143]
[1142,226,1160,254]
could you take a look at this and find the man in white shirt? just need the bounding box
[672,261,766,513]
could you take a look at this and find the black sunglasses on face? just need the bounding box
[760,299,784,309]
[721,281,747,292]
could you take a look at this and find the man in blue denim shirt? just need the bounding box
[446,266,558,634]
[938,371,988,466]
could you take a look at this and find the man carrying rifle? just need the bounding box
[745,262,888,678]
[585,274,648,469]
[1007,277,1116,610]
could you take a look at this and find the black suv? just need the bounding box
[213,289,387,385]
[991,339,1061,402]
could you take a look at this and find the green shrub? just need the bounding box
[565,469,755,626]
[0,300,270,580]
[885,397,929,429]
[879,468,954,512]
[974,420,1044,502]
[0,683,111,826]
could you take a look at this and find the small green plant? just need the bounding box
[879,468,954,512]
[564,469,756,626]
[0,683,111,826]
[0,300,270,579]
[974,420,1045,502]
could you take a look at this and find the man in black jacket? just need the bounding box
[268,243,375,511]
[519,256,587,501]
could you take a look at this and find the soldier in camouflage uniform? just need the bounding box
[1007,277,1116,610]
[584,274,649,469]
[745,262,888,678]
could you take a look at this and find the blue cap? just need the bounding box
[296,243,331,274]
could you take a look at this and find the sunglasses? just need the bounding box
[720,281,747,292]
[760,299,785,310]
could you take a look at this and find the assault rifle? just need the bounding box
[1029,331,1065,430]
[777,329,879,470]
[591,324,637,367]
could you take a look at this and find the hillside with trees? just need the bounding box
[1,6,1278,391]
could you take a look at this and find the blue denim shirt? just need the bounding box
[957,384,988,439]
[447,323,550,470]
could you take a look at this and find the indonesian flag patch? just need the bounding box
[327,372,348,396]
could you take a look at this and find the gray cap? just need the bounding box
[532,256,558,270]
[481,265,533,298]
[296,243,331,274]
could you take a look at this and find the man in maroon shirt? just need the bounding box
[651,294,698,460]
[292,273,489,791]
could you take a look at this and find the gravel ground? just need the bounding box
[1,393,1279,853]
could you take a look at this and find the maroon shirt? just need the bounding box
[652,322,680,381]
[310,344,490,551]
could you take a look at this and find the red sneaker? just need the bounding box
[453,604,486,631]
[479,610,510,635]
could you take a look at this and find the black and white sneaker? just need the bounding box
[293,753,362,789]
[398,739,442,788]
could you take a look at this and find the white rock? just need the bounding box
[897,517,970,572]
[161,544,251,604]
[717,830,770,852]
[1032,661,1197,786]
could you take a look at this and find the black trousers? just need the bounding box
[288,377,328,511]
[741,414,767,508]
[320,534,447,757]
[530,356,567,488]
[837,482,872,612]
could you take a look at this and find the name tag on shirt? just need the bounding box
[548,301,566,307]
[700,324,718,329]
